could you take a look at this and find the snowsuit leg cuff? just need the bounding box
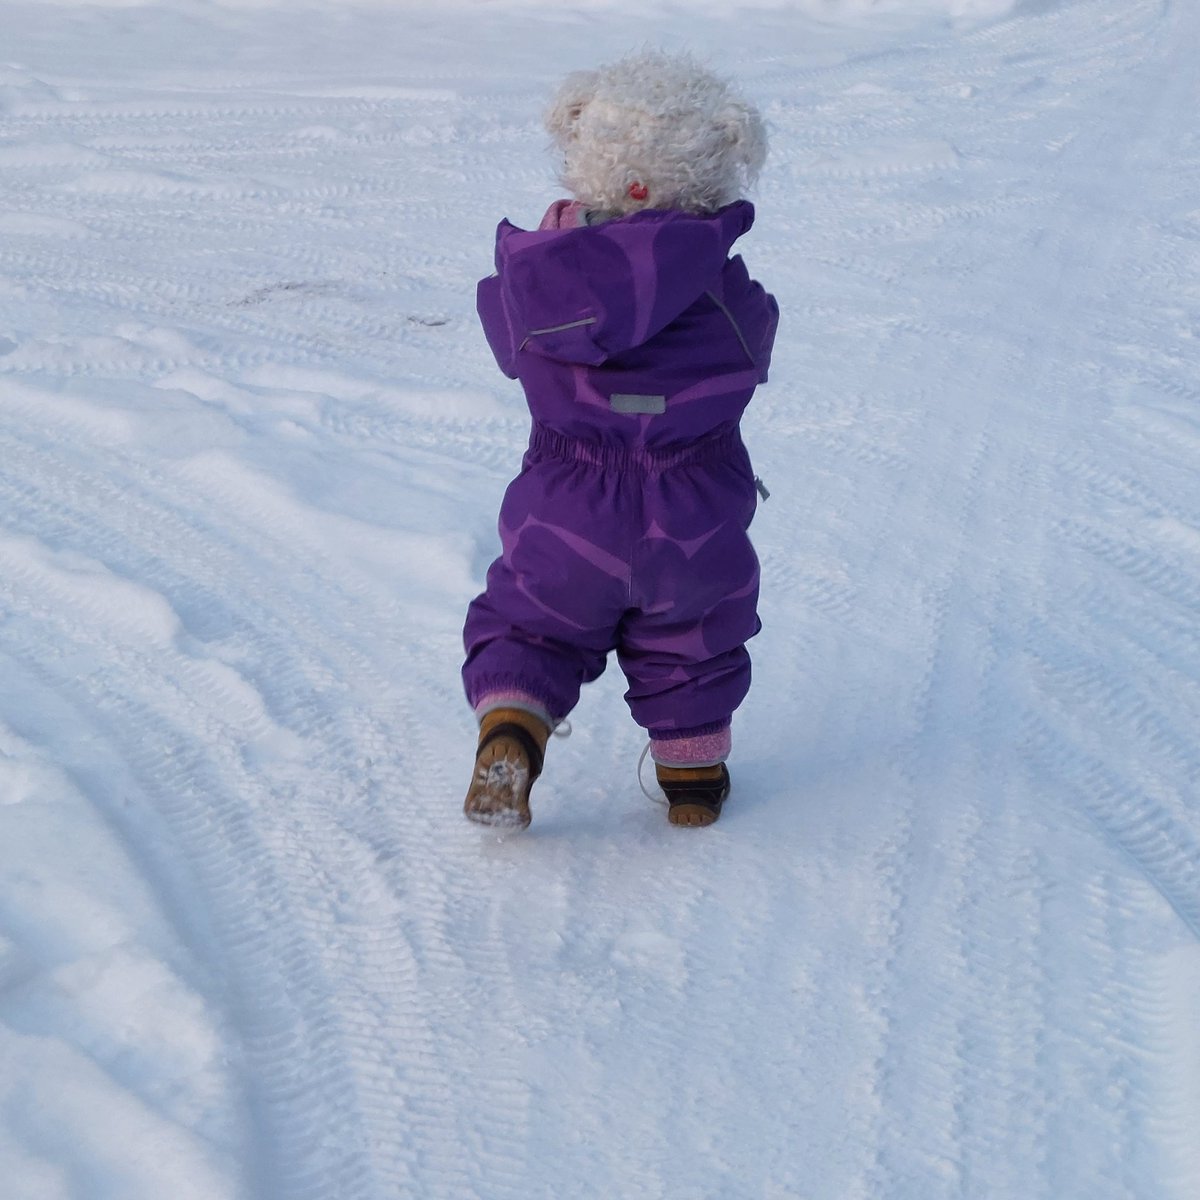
[474,690,556,732]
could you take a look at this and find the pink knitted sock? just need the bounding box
[650,727,732,768]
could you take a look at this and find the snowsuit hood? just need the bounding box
[479,201,768,376]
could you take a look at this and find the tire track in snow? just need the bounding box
[0,403,488,1197]
[753,2,1200,1194]
[0,465,379,1198]
[1010,0,1200,957]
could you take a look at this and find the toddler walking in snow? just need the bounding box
[461,51,778,829]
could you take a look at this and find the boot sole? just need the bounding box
[667,801,721,828]
[662,763,729,828]
[464,730,536,830]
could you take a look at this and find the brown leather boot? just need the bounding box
[657,762,731,827]
[463,707,551,830]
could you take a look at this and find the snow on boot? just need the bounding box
[463,707,549,831]
[657,762,730,827]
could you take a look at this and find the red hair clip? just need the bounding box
[628,181,649,202]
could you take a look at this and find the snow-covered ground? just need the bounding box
[1,0,1198,1196]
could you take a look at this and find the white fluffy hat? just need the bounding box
[544,50,767,217]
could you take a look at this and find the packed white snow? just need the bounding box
[2,0,1199,1196]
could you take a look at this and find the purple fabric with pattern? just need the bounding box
[463,200,778,744]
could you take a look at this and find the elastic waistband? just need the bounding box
[528,425,745,472]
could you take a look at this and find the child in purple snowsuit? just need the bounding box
[462,51,778,829]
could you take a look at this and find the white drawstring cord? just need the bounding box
[637,741,668,806]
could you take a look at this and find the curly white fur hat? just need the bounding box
[544,50,767,217]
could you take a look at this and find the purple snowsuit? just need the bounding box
[462,199,778,762]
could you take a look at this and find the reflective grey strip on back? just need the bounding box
[610,393,667,415]
[519,316,598,352]
[526,316,598,337]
